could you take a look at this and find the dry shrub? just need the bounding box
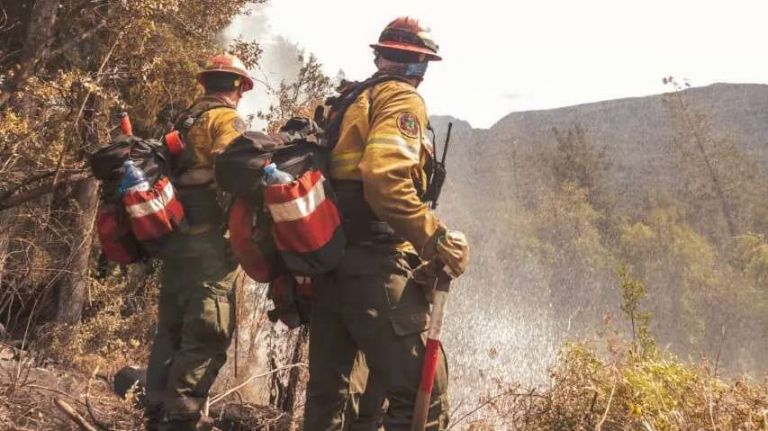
[34,266,159,375]
[454,268,768,430]
[457,340,768,430]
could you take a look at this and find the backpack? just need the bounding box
[227,197,284,282]
[217,76,411,277]
[89,133,185,262]
[216,118,344,276]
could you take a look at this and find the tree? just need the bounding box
[662,77,767,242]
[0,0,265,326]
[258,51,333,134]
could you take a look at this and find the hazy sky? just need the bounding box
[229,0,768,129]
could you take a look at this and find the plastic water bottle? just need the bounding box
[262,162,294,185]
[119,160,149,196]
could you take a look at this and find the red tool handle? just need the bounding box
[118,112,133,136]
[411,271,451,431]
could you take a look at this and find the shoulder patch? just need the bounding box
[397,112,420,139]
[232,117,247,133]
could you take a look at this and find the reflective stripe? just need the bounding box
[366,135,419,161]
[125,181,175,218]
[267,178,326,223]
[331,151,364,177]
[334,151,364,162]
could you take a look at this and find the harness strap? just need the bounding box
[333,180,404,245]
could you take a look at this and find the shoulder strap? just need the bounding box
[173,97,236,133]
[323,74,411,150]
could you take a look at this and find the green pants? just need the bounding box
[347,352,386,431]
[304,246,449,431]
[145,229,237,430]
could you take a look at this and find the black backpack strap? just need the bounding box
[169,98,237,179]
[323,74,411,150]
[172,101,236,135]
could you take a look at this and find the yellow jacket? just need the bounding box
[331,78,440,252]
[183,95,245,172]
[176,95,245,231]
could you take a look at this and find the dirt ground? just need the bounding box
[0,342,291,431]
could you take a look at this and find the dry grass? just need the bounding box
[452,338,768,431]
[32,266,158,376]
[0,342,292,430]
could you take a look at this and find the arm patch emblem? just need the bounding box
[233,117,247,133]
[397,112,420,139]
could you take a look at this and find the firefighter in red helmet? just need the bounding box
[303,17,469,431]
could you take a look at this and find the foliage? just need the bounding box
[617,264,656,358]
[0,0,265,330]
[662,77,768,240]
[454,280,768,431]
[258,52,333,134]
[503,106,768,374]
[550,125,612,213]
[34,267,158,375]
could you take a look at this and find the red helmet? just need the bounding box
[370,17,442,61]
[197,53,254,92]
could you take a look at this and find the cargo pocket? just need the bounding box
[187,290,233,346]
[385,251,430,336]
[390,312,429,336]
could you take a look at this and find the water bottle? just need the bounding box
[119,160,149,196]
[262,162,294,185]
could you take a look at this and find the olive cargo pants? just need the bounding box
[347,352,386,431]
[145,229,238,430]
[304,246,449,431]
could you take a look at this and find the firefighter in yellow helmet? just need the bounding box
[144,53,252,431]
[304,17,469,431]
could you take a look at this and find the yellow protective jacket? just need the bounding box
[176,94,245,231]
[330,78,440,252]
[183,95,246,173]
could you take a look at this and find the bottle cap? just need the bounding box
[163,131,184,155]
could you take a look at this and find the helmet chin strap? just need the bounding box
[374,54,429,82]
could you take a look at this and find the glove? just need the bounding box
[412,260,441,302]
[421,226,469,278]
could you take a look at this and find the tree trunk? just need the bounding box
[0,0,61,110]
[0,209,14,281]
[672,90,737,237]
[280,326,309,414]
[53,92,101,325]
[53,177,98,324]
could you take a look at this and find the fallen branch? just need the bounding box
[54,398,99,431]
[0,171,90,211]
[209,363,307,407]
[27,384,86,405]
[595,381,617,431]
[0,169,87,202]
[447,388,544,430]
[85,365,111,431]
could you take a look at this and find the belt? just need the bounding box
[175,186,224,229]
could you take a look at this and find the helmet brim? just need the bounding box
[196,70,255,92]
[370,42,442,61]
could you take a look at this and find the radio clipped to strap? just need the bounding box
[424,121,452,209]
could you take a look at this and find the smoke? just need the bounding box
[223,6,309,130]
